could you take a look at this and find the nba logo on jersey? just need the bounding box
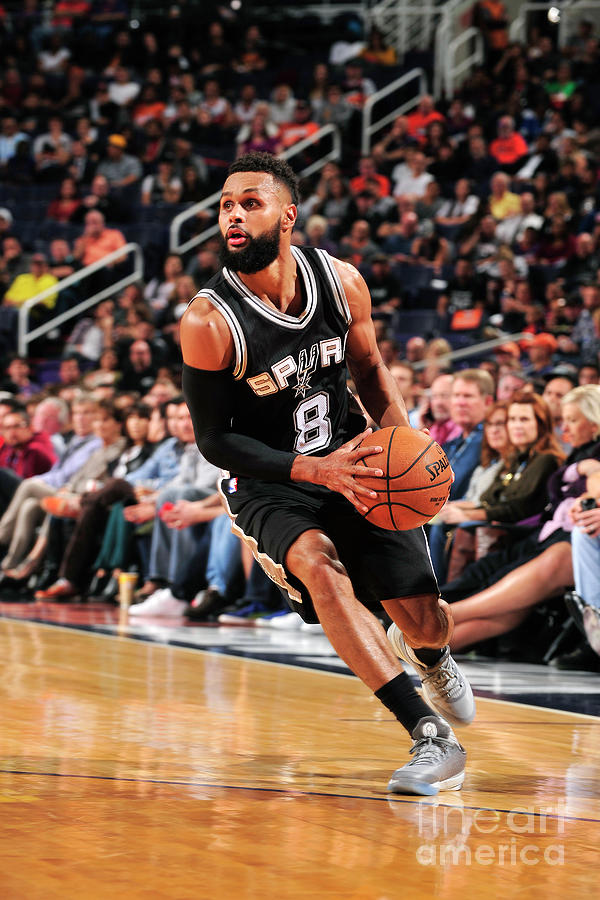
[226,477,238,494]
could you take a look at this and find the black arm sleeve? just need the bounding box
[182,362,296,482]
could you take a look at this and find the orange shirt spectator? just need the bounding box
[490,116,529,168]
[278,100,319,150]
[74,210,127,267]
[350,156,391,197]
[406,95,445,145]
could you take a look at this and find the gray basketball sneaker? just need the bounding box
[387,623,475,726]
[387,716,466,796]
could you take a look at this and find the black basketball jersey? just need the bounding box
[192,246,364,462]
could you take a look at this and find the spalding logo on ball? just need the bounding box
[358,426,452,531]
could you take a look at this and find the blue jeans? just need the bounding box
[148,485,209,584]
[571,527,600,609]
[205,514,242,595]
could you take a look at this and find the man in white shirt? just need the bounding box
[392,150,433,200]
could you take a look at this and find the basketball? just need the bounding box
[357,426,452,530]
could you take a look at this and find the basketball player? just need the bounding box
[181,153,474,795]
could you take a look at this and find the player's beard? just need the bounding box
[219,220,282,274]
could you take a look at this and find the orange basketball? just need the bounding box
[357,426,452,530]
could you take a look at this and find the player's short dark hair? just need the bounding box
[228,152,299,206]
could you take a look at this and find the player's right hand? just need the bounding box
[296,428,385,514]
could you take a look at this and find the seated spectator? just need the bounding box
[522,333,559,377]
[463,134,497,185]
[360,26,397,66]
[428,369,495,582]
[378,208,420,259]
[83,348,120,390]
[277,100,319,152]
[64,298,115,363]
[0,237,30,293]
[317,84,355,135]
[437,257,484,319]
[132,84,166,128]
[57,355,83,389]
[144,253,183,318]
[410,223,450,272]
[107,66,140,109]
[236,107,279,157]
[489,115,529,173]
[180,164,207,203]
[118,339,157,394]
[405,95,445,145]
[535,215,577,266]
[269,83,296,127]
[459,214,501,275]
[338,219,381,266]
[495,191,544,245]
[0,405,56,510]
[350,156,391,198]
[47,176,82,223]
[73,210,127,267]
[48,239,77,280]
[435,178,480,233]
[30,396,71,456]
[579,363,600,385]
[363,254,402,316]
[0,116,29,172]
[561,232,600,289]
[420,373,462,445]
[198,78,234,128]
[140,155,182,205]
[340,58,376,109]
[4,253,59,313]
[391,149,433,199]
[489,171,521,221]
[1,356,40,398]
[70,174,127,224]
[233,84,260,126]
[33,115,72,182]
[371,115,415,174]
[96,133,142,189]
[232,24,269,75]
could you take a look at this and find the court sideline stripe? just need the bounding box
[0,768,598,825]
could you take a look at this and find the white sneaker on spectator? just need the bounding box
[129,588,186,617]
[257,612,303,630]
[301,622,324,633]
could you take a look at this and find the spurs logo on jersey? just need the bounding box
[246,337,344,398]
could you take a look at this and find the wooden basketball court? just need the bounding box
[0,616,598,899]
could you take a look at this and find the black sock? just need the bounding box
[374,671,436,734]
[413,646,446,666]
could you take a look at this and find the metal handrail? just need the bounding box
[18,242,143,356]
[361,67,427,155]
[412,332,530,371]
[169,124,342,256]
[443,27,484,98]
[433,0,479,98]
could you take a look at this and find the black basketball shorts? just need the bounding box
[219,476,439,624]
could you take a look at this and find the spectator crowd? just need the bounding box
[0,2,598,671]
